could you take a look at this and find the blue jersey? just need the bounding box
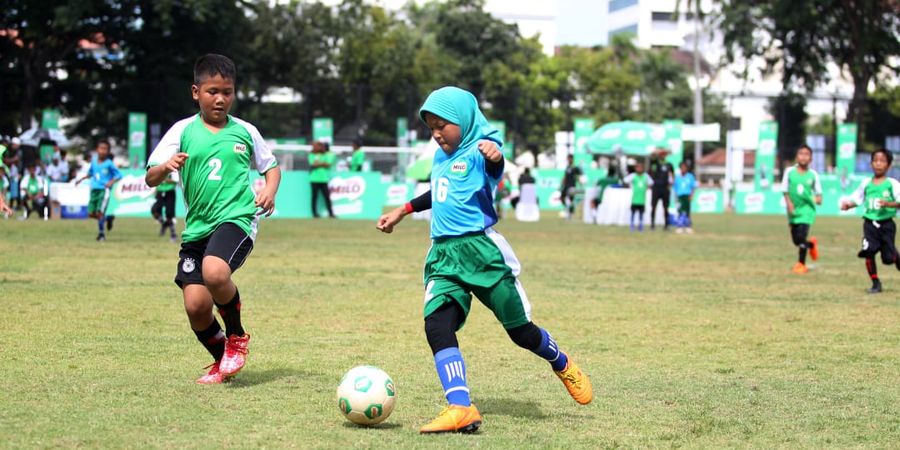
[89,156,122,190]
[430,146,502,239]
[674,172,697,196]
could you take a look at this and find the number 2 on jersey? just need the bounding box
[208,158,223,180]
[432,177,449,203]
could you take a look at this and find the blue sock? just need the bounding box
[630,211,636,230]
[97,216,106,234]
[434,347,471,406]
[533,329,568,371]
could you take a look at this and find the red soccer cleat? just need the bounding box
[219,334,250,376]
[809,237,819,261]
[196,361,230,385]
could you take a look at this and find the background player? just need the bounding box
[781,145,822,274]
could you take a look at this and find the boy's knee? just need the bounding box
[184,296,212,320]
[201,256,231,289]
[506,322,542,350]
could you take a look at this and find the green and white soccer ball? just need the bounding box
[337,365,396,426]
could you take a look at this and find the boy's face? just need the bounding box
[97,143,110,159]
[636,163,644,173]
[680,163,688,174]
[424,112,461,154]
[872,152,890,176]
[796,148,812,167]
[192,74,235,126]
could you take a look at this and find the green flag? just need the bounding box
[755,121,778,189]
[573,118,595,167]
[396,118,408,145]
[40,109,60,162]
[128,112,147,168]
[312,118,333,143]
[663,120,684,166]
[836,123,857,177]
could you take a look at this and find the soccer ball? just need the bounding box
[336,365,396,426]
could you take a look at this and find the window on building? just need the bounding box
[608,23,638,41]
[609,0,638,13]
[651,12,676,22]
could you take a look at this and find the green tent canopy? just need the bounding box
[585,121,666,157]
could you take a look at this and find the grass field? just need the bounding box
[2,213,899,449]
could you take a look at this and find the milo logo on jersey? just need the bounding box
[450,161,468,176]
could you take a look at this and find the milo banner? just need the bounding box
[108,170,387,220]
[40,109,60,162]
[755,121,778,190]
[312,118,333,143]
[128,112,148,168]
[836,123,857,177]
[734,190,785,214]
[663,119,684,166]
[573,118,594,167]
[691,188,724,213]
[533,168,564,210]
[396,118,408,145]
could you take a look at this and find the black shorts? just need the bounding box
[175,222,254,288]
[631,204,645,214]
[789,223,810,247]
[858,219,897,264]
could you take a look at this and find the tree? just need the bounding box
[769,93,809,166]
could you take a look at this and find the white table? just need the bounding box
[583,187,666,226]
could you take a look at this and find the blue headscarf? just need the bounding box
[419,86,503,152]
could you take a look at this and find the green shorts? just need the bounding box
[423,228,532,330]
[88,188,111,215]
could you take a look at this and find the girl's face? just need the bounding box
[424,112,462,154]
[872,152,890,177]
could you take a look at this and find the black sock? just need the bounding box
[216,289,245,337]
[866,257,879,284]
[798,247,807,264]
[194,319,226,361]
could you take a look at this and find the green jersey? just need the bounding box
[148,114,278,243]
[156,170,178,192]
[624,172,652,206]
[350,149,365,172]
[781,165,822,224]
[852,176,900,221]
[308,152,336,183]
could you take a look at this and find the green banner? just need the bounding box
[273,137,306,146]
[533,168,564,210]
[836,123,857,177]
[573,118,595,167]
[663,119,684,166]
[384,182,415,207]
[691,188,723,213]
[488,120,514,159]
[128,112,147,168]
[312,118,333,143]
[109,170,388,220]
[40,109,60,162]
[755,121,778,190]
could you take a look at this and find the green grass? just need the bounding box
[1,214,898,449]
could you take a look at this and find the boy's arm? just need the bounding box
[479,140,503,179]
[146,119,189,186]
[842,179,867,210]
[377,189,431,234]
[254,166,281,217]
[0,194,10,215]
[814,171,823,205]
[105,165,123,189]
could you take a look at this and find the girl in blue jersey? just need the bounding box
[377,87,593,434]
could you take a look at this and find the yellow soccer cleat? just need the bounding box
[555,360,593,405]
[419,404,482,434]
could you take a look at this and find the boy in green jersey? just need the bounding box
[624,162,653,232]
[841,149,900,293]
[146,54,282,383]
[308,140,336,218]
[781,145,822,274]
[151,170,178,241]
[349,138,365,172]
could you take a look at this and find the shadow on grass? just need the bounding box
[341,422,403,430]
[226,367,310,388]
[479,396,547,419]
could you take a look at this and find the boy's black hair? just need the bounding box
[96,139,110,149]
[872,148,893,165]
[193,54,236,85]
[796,144,813,156]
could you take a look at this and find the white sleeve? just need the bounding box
[646,176,654,187]
[233,117,277,174]
[623,173,634,185]
[852,179,869,205]
[780,166,793,193]
[148,117,193,168]
[812,170,823,195]
[891,178,900,202]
